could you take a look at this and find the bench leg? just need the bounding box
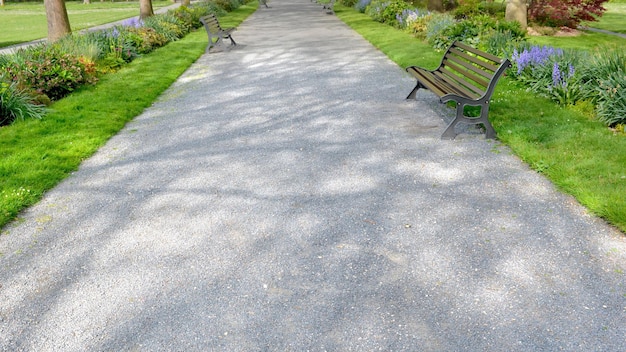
[406,82,421,100]
[441,102,496,140]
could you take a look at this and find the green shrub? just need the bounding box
[125,27,169,54]
[425,12,455,50]
[195,0,227,17]
[407,12,432,38]
[595,67,626,127]
[478,20,525,56]
[171,5,207,29]
[366,0,412,26]
[213,0,242,12]
[143,14,187,42]
[340,0,359,7]
[3,45,98,102]
[0,77,46,126]
[355,0,372,12]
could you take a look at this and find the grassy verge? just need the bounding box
[582,1,626,34]
[335,5,626,234]
[0,2,258,229]
[0,0,173,48]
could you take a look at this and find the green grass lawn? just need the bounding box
[334,5,626,234]
[582,1,626,34]
[0,3,259,229]
[0,0,173,48]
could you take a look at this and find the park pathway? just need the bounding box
[1,0,625,350]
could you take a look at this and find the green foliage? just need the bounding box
[452,0,481,18]
[366,0,412,26]
[212,0,243,12]
[125,27,169,54]
[143,14,188,42]
[340,0,359,7]
[195,0,228,17]
[596,71,626,126]
[510,43,626,126]
[0,77,46,126]
[425,12,455,50]
[2,45,98,102]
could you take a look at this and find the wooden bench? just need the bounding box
[405,41,511,139]
[199,14,237,52]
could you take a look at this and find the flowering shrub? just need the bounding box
[396,8,429,30]
[3,46,98,101]
[424,13,455,50]
[528,0,608,28]
[510,45,584,105]
[366,0,411,27]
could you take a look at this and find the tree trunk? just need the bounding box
[44,0,72,42]
[427,0,444,12]
[0,0,5,7]
[182,0,190,5]
[84,0,91,4]
[139,0,154,19]
[505,0,528,30]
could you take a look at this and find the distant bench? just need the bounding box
[199,14,237,52]
[405,41,511,139]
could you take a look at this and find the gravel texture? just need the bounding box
[1,0,625,350]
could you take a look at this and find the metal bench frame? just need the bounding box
[405,41,511,139]
[199,14,237,53]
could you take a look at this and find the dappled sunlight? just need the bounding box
[1,0,625,349]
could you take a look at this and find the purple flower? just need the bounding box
[513,45,564,75]
[552,62,562,87]
[122,17,144,28]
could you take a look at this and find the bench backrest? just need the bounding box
[200,14,224,34]
[437,41,511,101]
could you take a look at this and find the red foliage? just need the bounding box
[528,0,608,28]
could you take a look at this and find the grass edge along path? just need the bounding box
[0,3,258,231]
[334,5,626,234]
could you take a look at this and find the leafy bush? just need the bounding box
[143,14,187,42]
[340,0,359,7]
[425,12,456,50]
[478,19,525,56]
[355,0,372,12]
[406,11,433,38]
[366,0,412,26]
[171,5,207,29]
[452,0,481,18]
[195,0,227,17]
[3,46,98,102]
[0,77,46,126]
[528,0,608,29]
[212,0,242,12]
[124,27,169,54]
[597,73,626,126]
[397,8,429,30]
[510,45,585,105]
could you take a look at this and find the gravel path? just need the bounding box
[1,0,625,350]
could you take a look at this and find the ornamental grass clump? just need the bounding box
[0,77,46,126]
